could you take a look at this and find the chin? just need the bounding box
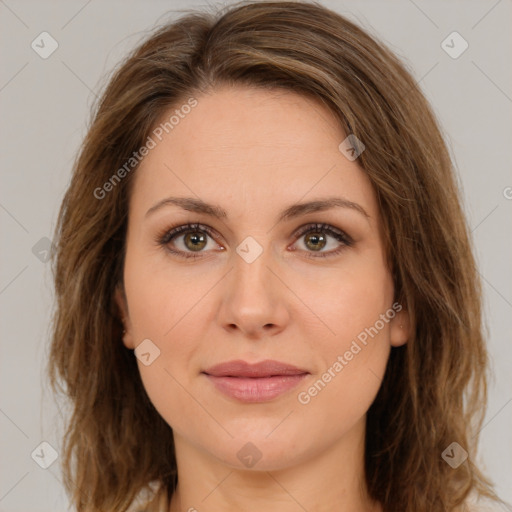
[200,430,313,472]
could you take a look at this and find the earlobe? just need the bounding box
[390,308,410,347]
[114,285,135,350]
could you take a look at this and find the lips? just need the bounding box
[202,359,310,403]
[202,359,309,378]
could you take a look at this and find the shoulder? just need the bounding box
[463,492,512,512]
[127,484,169,512]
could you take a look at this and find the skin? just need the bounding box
[116,84,410,512]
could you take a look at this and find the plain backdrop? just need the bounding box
[1,1,511,510]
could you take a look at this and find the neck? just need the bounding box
[168,416,382,512]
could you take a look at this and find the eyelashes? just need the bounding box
[156,222,354,260]
[157,223,219,259]
[291,223,353,258]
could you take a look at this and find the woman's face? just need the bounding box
[117,85,409,471]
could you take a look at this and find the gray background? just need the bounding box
[1,0,511,510]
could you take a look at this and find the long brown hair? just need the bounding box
[47,1,502,510]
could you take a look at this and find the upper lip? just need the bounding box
[202,359,309,378]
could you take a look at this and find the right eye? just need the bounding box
[157,223,223,259]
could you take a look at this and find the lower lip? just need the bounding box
[204,373,308,403]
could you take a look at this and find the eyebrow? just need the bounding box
[145,196,370,223]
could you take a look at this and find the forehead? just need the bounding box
[130,85,377,222]
[153,85,343,164]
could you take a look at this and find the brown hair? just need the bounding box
[47,1,502,510]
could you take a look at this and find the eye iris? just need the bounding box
[305,232,327,251]
[184,231,207,251]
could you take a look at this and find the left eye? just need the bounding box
[291,223,353,258]
[157,222,353,259]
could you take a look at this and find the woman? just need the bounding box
[47,1,508,511]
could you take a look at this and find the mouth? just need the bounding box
[202,359,310,403]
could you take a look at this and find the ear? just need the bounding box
[389,306,410,347]
[114,285,135,350]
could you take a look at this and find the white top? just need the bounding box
[464,491,512,512]
[128,488,512,511]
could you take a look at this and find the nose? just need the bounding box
[217,245,290,340]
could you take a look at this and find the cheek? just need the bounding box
[294,247,394,351]
[124,244,213,340]
[293,252,393,412]
[292,288,393,446]
[123,253,215,427]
